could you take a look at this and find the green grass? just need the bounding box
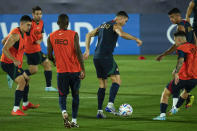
[0,55,197,131]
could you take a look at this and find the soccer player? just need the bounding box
[47,14,85,128]
[23,6,57,91]
[153,31,197,121]
[0,15,39,116]
[156,8,195,108]
[83,11,142,118]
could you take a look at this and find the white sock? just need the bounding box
[173,98,178,108]
[23,101,29,106]
[13,106,19,112]
[160,113,166,117]
[46,87,52,88]
[72,118,77,124]
[62,110,67,115]
[98,110,103,113]
[107,102,114,107]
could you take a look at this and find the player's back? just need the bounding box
[49,29,81,73]
[178,20,195,44]
[177,42,197,79]
[94,20,118,59]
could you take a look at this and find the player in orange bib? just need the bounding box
[24,6,56,91]
[47,14,85,128]
[153,31,197,120]
[1,15,39,116]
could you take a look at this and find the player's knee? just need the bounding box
[15,76,26,91]
[161,91,170,101]
[181,90,189,99]
[29,67,38,74]
[43,59,51,70]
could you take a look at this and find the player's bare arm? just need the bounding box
[174,57,184,85]
[113,24,142,46]
[35,33,44,44]
[47,36,55,66]
[2,34,21,66]
[1,36,9,45]
[74,33,85,79]
[186,0,195,23]
[83,27,99,60]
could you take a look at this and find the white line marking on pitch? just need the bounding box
[40,96,96,99]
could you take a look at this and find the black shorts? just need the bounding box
[26,51,47,65]
[166,79,196,97]
[93,57,120,79]
[0,62,24,80]
[57,72,81,96]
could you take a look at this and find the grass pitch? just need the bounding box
[0,55,197,131]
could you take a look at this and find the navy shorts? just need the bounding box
[0,62,24,80]
[26,51,47,65]
[166,79,196,97]
[57,72,81,96]
[93,57,120,79]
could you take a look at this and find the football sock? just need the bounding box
[172,98,178,107]
[72,118,77,124]
[13,106,20,112]
[109,83,120,103]
[14,90,24,107]
[160,103,168,113]
[23,85,29,102]
[176,96,186,108]
[23,101,29,106]
[24,69,31,76]
[59,95,67,111]
[72,94,79,118]
[97,88,106,110]
[44,71,52,87]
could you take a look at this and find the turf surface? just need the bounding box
[0,55,197,131]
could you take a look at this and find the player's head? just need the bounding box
[57,14,69,29]
[32,6,42,22]
[174,31,187,45]
[20,15,32,32]
[115,11,129,26]
[168,8,181,24]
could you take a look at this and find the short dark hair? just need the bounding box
[57,14,69,28]
[168,8,181,15]
[32,6,42,13]
[174,31,186,37]
[20,15,32,22]
[116,11,129,18]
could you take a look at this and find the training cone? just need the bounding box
[138,56,146,60]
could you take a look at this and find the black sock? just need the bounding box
[24,69,31,76]
[176,97,186,108]
[97,88,106,110]
[160,103,168,113]
[72,94,79,118]
[109,83,120,103]
[59,95,67,111]
[14,90,24,106]
[23,85,29,102]
[44,71,52,87]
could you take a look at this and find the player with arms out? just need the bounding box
[83,11,142,118]
[153,31,197,120]
[47,14,85,128]
[156,8,195,108]
[1,15,39,116]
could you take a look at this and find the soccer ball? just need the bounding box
[119,104,133,116]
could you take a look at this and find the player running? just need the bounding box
[83,11,142,118]
[0,15,39,116]
[47,14,85,128]
[156,8,195,108]
[153,31,197,120]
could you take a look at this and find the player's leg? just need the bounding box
[105,58,120,114]
[57,73,71,128]
[70,72,81,127]
[41,52,57,91]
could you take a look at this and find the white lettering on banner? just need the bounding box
[0,22,18,38]
[74,22,94,47]
[167,18,194,44]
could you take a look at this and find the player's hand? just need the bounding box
[156,54,164,61]
[79,70,85,80]
[174,73,179,85]
[136,39,142,46]
[13,60,21,66]
[83,51,89,60]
